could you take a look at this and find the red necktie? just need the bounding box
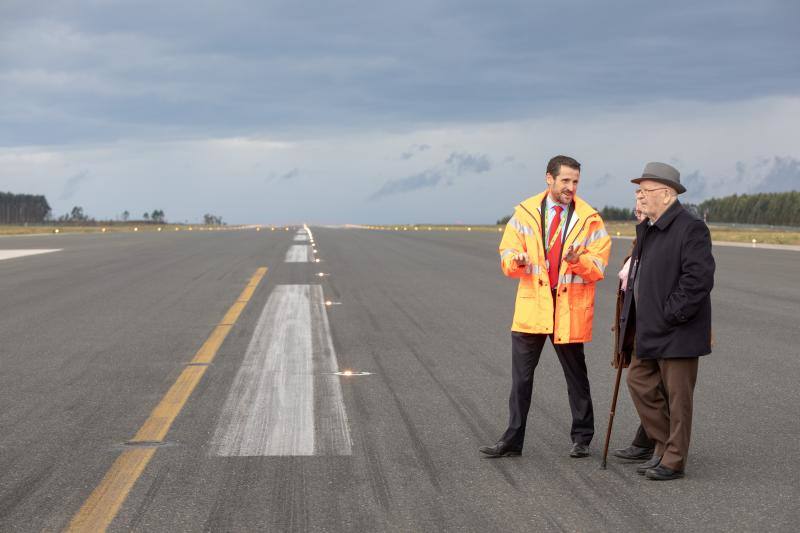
[547,205,564,288]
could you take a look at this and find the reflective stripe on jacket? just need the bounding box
[499,191,611,343]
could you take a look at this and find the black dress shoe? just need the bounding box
[479,441,521,457]
[645,465,684,481]
[636,455,661,475]
[612,445,654,461]
[569,442,590,458]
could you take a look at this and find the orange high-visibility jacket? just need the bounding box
[499,191,611,343]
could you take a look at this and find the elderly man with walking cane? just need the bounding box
[600,201,657,468]
[616,162,715,480]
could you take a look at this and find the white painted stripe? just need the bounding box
[211,284,351,456]
[310,285,353,456]
[0,249,61,261]
[293,234,309,242]
[284,244,311,262]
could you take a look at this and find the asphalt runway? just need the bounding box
[0,227,797,532]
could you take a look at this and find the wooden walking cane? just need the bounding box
[603,277,628,469]
[601,360,624,469]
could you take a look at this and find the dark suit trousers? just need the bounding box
[627,354,699,471]
[501,332,595,448]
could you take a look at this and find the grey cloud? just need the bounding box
[400,144,432,160]
[680,171,709,203]
[265,168,300,182]
[369,169,444,200]
[669,156,799,203]
[59,170,90,200]
[2,1,798,146]
[758,156,800,192]
[594,173,614,187]
[281,168,300,180]
[445,152,491,175]
[371,150,491,199]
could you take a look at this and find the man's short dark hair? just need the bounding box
[546,155,581,177]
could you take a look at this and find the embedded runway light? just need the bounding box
[752,238,757,247]
[334,370,372,377]
[256,227,261,232]
[134,227,139,232]
[271,227,275,231]
[498,227,502,232]
[428,227,432,231]
[616,231,621,236]
[314,258,321,263]
[174,227,179,231]
[317,272,327,277]
[157,227,162,232]
[54,228,60,234]
[101,227,107,232]
[445,227,449,231]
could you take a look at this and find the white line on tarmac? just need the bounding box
[211,284,352,456]
[0,249,61,261]
[293,234,309,242]
[284,244,311,262]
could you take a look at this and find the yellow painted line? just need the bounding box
[131,365,207,442]
[191,325,233,364]
[66,267,268,533]
[220,301,247,325]
[66,448,156,532]
[237,284,258,302]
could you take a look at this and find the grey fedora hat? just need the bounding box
[631,161,686,194]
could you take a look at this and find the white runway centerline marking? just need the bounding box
[0,249,61,261]
[293,234,309,242]
[211,284,352,456]
[284,244,311,262]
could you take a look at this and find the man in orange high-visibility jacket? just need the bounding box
[479,155,611,459]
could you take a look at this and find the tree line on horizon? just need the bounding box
[0,192,51,224]
[496,190,800,227]
[0,191,229,226]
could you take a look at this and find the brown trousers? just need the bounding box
[626,355,699,471]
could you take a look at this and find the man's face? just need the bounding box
[635,179,671,219]
[546,166,580,205]
[634,198,646,222]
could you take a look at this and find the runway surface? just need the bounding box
[0,227,797,532]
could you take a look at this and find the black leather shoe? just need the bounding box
[636,455,661,475]
[569,442,590,458]
[645,465,684,480]
[479,441,521,457]
[612,445,654,461]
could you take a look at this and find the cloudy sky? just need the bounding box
[1,1,799,224]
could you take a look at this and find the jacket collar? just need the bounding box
[518,191,596,221]
[651,200,683,231]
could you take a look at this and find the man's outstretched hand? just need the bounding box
[564,245,586,264]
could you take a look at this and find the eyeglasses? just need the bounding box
[635,187,670,197]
